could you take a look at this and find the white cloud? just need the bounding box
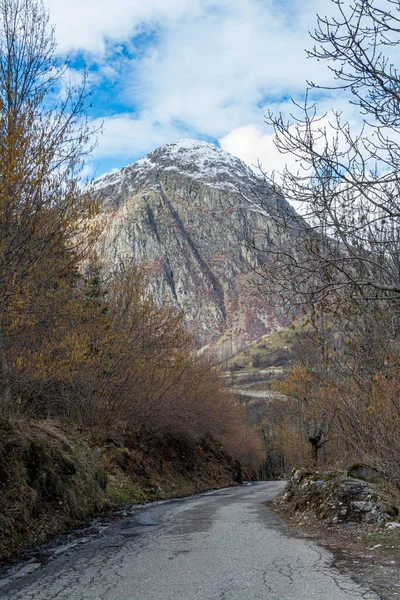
[219,98,372,178]
[44,0,364,172]
[90,113,185,160]
[45,0,202,55]
[128,0,333,138]
[220,124,298,176]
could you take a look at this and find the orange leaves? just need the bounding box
[5,260,263,472]
[272,358,337,465]
[278,363,314,401]
[274,303,400,483]
[0,0,100,403]
[0,1,262,472]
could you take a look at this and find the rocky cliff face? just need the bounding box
[94,139,291,353]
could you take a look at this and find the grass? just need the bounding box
[106,474,152,504]
[366,528,400,550]
[225,318,307,373]
[0,418,110,558]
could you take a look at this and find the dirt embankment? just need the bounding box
[270,468,400,600]
[0,418,242,559]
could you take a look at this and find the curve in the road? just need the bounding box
[0,482,379,600]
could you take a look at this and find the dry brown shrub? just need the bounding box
[270,308,400,485]
[4,264,264,473]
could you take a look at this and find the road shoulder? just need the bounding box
[268,494,400,599]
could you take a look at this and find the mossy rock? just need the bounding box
[348,463,387,485]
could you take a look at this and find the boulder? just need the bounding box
[282,469,394,525]
[386,521,400,530]
[347,463,387,484]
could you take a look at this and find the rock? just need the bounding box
[365,511,383,524]
[290,468,312,487]
[280,469,394,525]
[347,463,387,484]
[385,521,400,530]
[292,469,304,484]
[350,501,376,512]
[147,482,162,494]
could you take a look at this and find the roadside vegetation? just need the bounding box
[265,310,400,486]
[247,0,400,490]
[0,418,244,558]
[0,0,264,557]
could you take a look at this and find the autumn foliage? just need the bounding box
[269,305,400,486]
[3,261,263,472]
[0,0,264,475]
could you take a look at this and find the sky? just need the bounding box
[43,0,349,179]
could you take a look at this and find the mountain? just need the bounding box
[94,139,291,354]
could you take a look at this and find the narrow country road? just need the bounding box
[0,482,380,600]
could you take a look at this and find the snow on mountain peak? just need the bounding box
[94,139,258,195]
[147,139,252,179]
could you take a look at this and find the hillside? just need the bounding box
[221,320,304,397]
[0,419,245,559]
[225,322,302,371]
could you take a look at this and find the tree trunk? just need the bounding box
[0,318,12,410]
[310,439,319,464]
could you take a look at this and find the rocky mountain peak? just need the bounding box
[94,140,290,353]
[94,139,260,206]
[143,138,254,181]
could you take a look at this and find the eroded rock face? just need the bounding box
[94,139,292,350]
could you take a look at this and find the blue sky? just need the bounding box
[44,0,355,179]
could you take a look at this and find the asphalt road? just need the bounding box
[0,482,380,600]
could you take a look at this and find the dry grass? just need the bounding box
[225,319,307,373]
[101,433,240,505]
[0,418,109,558]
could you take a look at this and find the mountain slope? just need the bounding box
[94,139,291,350]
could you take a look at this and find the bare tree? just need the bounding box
[241,0,400,480]
[249,0,400,312]
[0,0,98,405]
